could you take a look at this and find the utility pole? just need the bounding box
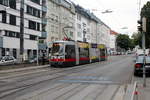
[20,0,24,62]
[142,31,146,87]
[142,17,147,87]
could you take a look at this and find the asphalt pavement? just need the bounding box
[0,55,135,100]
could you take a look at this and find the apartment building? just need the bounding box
[0,0,42,60]
[89,13,99,44]
[109,30,118,54]
[74,5,91,42]
[98,22,111,49]
[47,0,75,43]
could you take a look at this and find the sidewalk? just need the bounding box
[137,78,150,100]
[0,63,49,73]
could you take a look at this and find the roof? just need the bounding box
[74,5,91,19]
[110,30,118,35]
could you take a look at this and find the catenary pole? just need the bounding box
[20,0,24,62]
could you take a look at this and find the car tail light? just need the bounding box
[135,64,142,68]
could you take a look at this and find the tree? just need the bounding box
[116,34,133,51]
[131,32,150,48]
[141,2,150,34]
[131,32,142,47]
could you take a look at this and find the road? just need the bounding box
[0,55,134,100]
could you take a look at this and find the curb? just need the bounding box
[0,64,49,74]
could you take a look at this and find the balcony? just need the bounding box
[0,36,3,48]
[38,43,47,50]
[40,31,47,39]
[42,6,47,12]
[42,18,47,25]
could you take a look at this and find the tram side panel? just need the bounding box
[98,44,107,61]
[77,42,90,65]
[90,43,99,63]
[75,41,79,65]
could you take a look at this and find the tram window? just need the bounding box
[48,48,51,53]
[79,48,89,58]
[52,43,64,55]
[65,45,75,58]
[100,49,105,56]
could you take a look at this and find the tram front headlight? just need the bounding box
[51,56,55,59]
[58,56,64,59]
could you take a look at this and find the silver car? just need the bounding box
[134,56,150,76]
[0,56,17,65]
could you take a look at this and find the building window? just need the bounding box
[78,32,82,37]
[4,30,20,38]
[2,12,7,23]
[29,20,36,30]
[51,25,54,33]
[9,31,16,37]
[27,5,40,18]
[0,0,9,6]
[9,0,16,9]
[29,20,40,31]
[37,23,40,31]
[30,35,37,40]
[77,14,81,21]
[31,0,40,4]
[39,40,44,43]
[2,48,5,56]
[9,14,16,25]
[77,24,81,29]
[27,6,32,14]
[13,49,17,58]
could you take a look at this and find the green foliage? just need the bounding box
[141,1,150,34]
[116,34,134,50]
[131,32,150,48]
[131,32,142,47]
[141,1,150,18]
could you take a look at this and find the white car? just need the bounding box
[0,56,17,65]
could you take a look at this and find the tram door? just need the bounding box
[65,45,76,65]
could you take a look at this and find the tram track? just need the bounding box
[0,61,110,99]
[0,55,132,99]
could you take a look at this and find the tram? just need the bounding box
[49,40,107,67]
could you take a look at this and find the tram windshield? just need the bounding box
[51,43,64,56]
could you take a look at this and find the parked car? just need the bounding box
[0,56,17,65]
[28,57,43,63]
[134,56,150,76]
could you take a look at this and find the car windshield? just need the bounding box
[51,43,64,56]
[136,56,150,63]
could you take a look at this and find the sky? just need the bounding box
[71,0,149,37]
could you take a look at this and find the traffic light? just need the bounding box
[137,20,142,32]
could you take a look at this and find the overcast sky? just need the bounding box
[72,0,149,36]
